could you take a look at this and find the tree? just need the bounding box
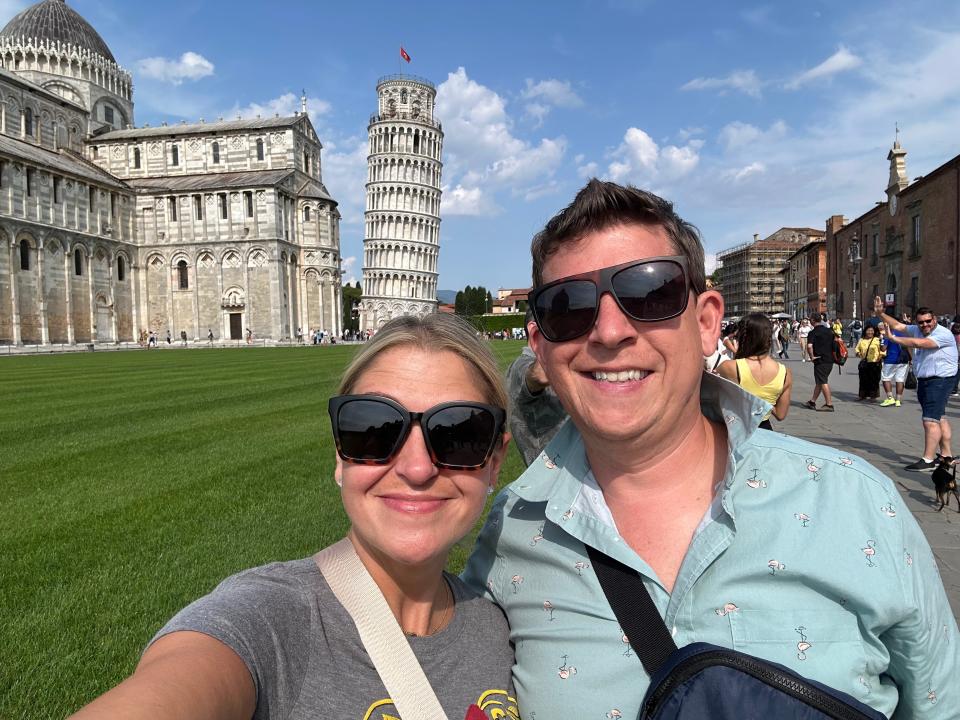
[341,283,362,331]
[454,285,490,316]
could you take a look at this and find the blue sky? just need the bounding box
[5,0,960,294]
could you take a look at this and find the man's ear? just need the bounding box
[527,320,545,365]
[695,289,725,356]
[334,457,344,487]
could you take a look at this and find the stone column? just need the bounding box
[298,271,308,336]
[216,258,224,340]
[165,257,174,339]
[38,238,49,344]
[108,250,117,342]
[335,279,343,337]
[9,241,20,345]
[87,249,95,342]
[329,280,337,335]
[64,245,74,344]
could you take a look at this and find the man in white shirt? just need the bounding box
[875,297,960,470]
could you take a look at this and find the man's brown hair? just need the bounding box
[530,179,706,293]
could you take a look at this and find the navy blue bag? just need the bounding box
[586,546,887,720]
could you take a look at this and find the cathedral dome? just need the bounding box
[0,0,116,63]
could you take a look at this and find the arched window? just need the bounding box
[133,147,141,169]
[212,142,220,164]
[74,248,83,276]
[19,239,30,270]
[117,256,126,282]
[303,151,309,173]
[256,138,264,161]
[400,89,407,104]
[24,107,33,137]
[303,206,311,222]
[171,144,179,166]
[177,260,188,289]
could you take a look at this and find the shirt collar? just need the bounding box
[511,372,768,504]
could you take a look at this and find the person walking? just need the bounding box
[717,314,792,430]
[805,314,836,411]
[879,322,910,407]
[776,319,790,359]
[875,297,959,470]
[848,317,863,346]
[797,317,812,361]
[855,325,883,401]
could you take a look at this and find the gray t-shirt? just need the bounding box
[152,558,517,720]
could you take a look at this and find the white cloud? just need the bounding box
[228,93,331,122]
[718,120,787,153]
[722,161,766,183]
[605,127,701,185]
[321,136,368,227]
[435,67,567,209]
[340,256,357,285]
[521,78,584,108]
[136,51,215,85]
[681,70,762,98]
[442,184,497,216]
[785,47,862,89]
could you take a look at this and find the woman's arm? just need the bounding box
[716,359,738,383]
[771,367,792,421]
[69,632,256,720]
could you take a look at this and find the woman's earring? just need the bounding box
[487,485,495,496]
[335,476,343,488]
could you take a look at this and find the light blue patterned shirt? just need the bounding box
[908,324,958,379]
[463,373,959,719]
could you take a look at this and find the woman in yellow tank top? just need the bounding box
[717,313,793,430]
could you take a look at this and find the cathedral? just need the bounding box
[0,0,343,347]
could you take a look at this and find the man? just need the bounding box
[463,180,957,719]
[875,298,959,470]
[804,313,836,411]
[848,317,863,346]
[505,312,568,466]
[879,321,910,407]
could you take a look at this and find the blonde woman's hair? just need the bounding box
[338,314,509,415]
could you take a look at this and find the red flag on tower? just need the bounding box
[400,46,411,63]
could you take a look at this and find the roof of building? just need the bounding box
[95,116,304,141]
[0,133,127,188]
[124,169,295,193]
[0,0,116,63]
[297,178,334,202]
[0,66,85,111]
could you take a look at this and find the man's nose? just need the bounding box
[588,292,637,347]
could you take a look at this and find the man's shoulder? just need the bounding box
[744,431,897,494]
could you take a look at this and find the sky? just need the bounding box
[3,0,960,294]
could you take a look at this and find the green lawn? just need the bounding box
[0,340,527,719]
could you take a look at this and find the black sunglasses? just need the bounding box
[328,395,506,470]
[529,256,690,342]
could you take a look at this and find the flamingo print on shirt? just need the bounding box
[746,468,767,489]
[862,540,878,567]
[805,458,822,482]
[768,560,786,575]
[796,626,812,660]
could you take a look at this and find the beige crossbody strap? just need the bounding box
[314,538,450,720]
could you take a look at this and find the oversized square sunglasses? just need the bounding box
[529,256,690,342]
[328,395,506,470]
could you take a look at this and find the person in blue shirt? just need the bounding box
[463,180,959,719]
[879,322,911,407]
[876,298,959,471]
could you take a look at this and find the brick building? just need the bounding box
[717,228,822,318]
[827,137,960,320]
[782,238,827,320]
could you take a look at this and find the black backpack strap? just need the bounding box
[586,545,678,676]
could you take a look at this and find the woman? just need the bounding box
[71,314,517,719]
[797,317,812,362]
[855,324,884,401]
[717,313,792,431]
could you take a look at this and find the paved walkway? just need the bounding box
[773,352,960,619]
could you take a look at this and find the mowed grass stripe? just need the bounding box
[1,340,527,719]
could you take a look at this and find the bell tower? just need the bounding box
[886,126,908,216]
[359,74,444,332]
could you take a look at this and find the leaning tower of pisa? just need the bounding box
[359,74,443,332]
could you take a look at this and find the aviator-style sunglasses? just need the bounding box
[529,256,690,342]
[328,395,506,470]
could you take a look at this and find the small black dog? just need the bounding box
[932,458,960,512]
